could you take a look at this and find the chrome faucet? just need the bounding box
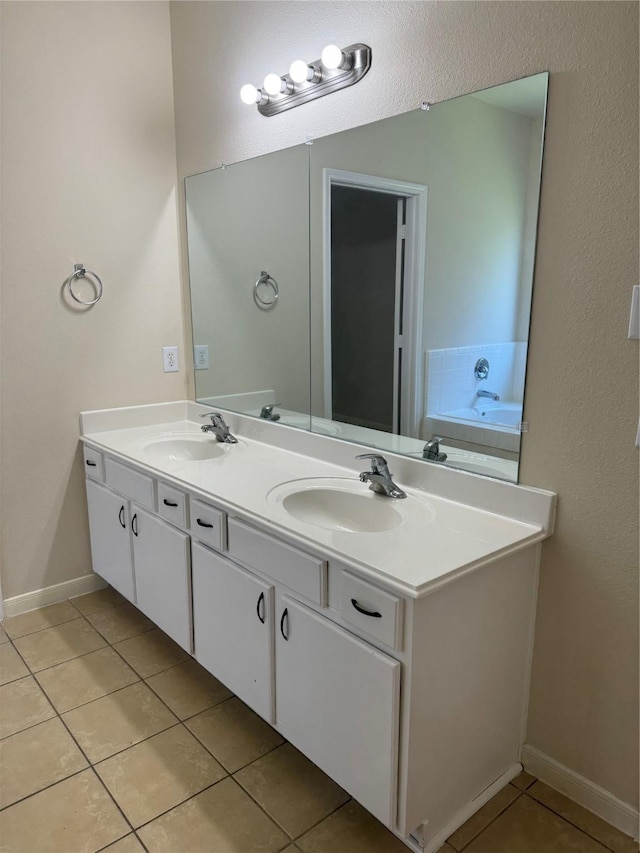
[423,436,447,462]
[200,412,238,443]
[259,403,281,421]
[356,453,407,499]
[476,389,500,401]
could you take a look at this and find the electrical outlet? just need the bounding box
[194,344,210,370]
[162,346,179,373]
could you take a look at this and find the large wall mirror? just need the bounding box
[186,72,548,482]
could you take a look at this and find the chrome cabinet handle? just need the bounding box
[351,598,382,618]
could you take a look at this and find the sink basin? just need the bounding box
[267,477,435,534]
[281,487,403,533]
[140,435,227,462]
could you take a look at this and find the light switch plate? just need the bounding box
[629,285,639,339]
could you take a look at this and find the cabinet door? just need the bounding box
[192,543,274,723]
[132,506,192,652]
[86,480,135,602]
[276,595,400,827]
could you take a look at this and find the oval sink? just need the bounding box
[281,487,403,533]
[141,436,226,462]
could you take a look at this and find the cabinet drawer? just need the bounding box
[228,517,326,606]
[190,498,226,551]
[104,458,155,509]
[83,447,104,482]
[158,482,188,529]
[340,572,403,651]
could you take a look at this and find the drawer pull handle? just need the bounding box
[280,608,289,641]
[163,499,179,507]
[256,591,265,624]
[351,598,382,618]
[118,505,126,529]
[196,519,214,528]
[85,460,97,467]
[132,513,138,537]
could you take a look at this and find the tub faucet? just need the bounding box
[200,412,238,443]
[356,454,406,499]
[423,436,447,462]
[476,389,500,401]
[260,403,281,421]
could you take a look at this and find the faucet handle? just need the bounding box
[355,453,390,475]
[200,411,224,423]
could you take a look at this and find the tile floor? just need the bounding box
[0,589,637,853]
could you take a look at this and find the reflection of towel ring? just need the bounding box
[253,270,279,309]
[66,263,103,306]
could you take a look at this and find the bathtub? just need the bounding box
[424,401,523,454]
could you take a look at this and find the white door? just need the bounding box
[192,543,274,723]
[132,506,192,652]
[86,480,135,602]
[275,594,401,826]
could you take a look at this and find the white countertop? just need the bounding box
[81,401,555,598]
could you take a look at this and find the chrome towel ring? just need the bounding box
[66,263,103,306]
[253,270,279,309]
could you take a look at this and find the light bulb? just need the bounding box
[290,60,311,83]
[240,83,258,105]
[263,73,283,96]
[321,44,343,70]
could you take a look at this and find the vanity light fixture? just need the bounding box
[240,43,372,117]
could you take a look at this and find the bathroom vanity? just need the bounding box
[80,401,555,853]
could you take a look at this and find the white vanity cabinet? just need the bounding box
[191,542,274,722]
[80,416,553,853]
[275,594,401,826]
[84,456,192,653]
[131,507,191,652]
[86,480,135,601]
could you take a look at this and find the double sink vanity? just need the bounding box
[80,399,555,853]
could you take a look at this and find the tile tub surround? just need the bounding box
[425,342,528,416]
[80,401,555,600]
[0,595,637,853]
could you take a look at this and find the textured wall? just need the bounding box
[170,0,639,808]
[0,2,185,598]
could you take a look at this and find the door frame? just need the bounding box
[322,169,428,437]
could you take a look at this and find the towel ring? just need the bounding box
[66,263,103,306]
[253,270,279,309]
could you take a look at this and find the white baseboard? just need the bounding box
[3,574,107,618]
[521,743,639,840]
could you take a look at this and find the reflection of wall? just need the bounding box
[1,2,183,600]
[185,146,309,413]
[171,0,638,824]
[308,96,541,416]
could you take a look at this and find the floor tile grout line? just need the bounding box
[452,791,522,851]
[522,790,621,853]
[288,797,355,845]
[2,603,85,641]
[0,764,90,815]
[0,643,140,846]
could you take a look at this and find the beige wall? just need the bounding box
[0,2,186,598]
[170,0,639,810]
